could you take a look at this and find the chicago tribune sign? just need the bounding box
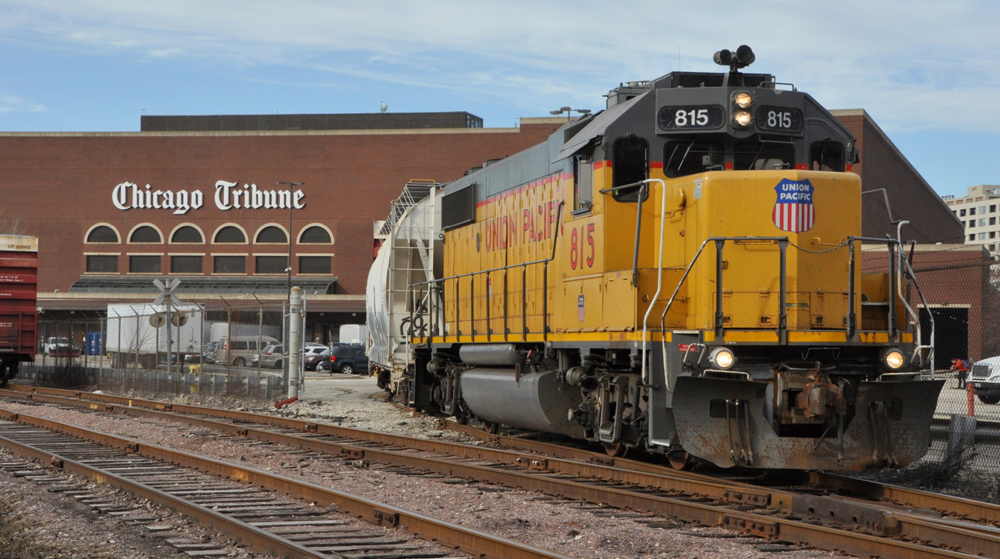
[112,181,307,215]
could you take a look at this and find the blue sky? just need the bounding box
[1,0,997,198]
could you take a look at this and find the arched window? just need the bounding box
[299,224,333,244]
[255,225,288,244]
[214,225,248,243]
[170,224,205,243]
[128,225,163,243]
[86,224,120,243]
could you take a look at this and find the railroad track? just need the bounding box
[2,384,998,559]
[0,401,572,559]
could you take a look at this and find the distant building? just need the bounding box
[943,185,1000,253]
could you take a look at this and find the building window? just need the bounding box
[171,255,203,274]
[971,207,977,216]
[129,225,163,243]
[970,234,976,241]
[86,225,120,243]
[991,205,997,213]
[960,209,967,216]
[214,255,246,274]
[981,206,987,214]
[991,217,997,226]
[299,225,333,244]
[969,220,975,228]
[255,255,287,274]
[299,256,331,274]
[980,218,987,227]
[979,233,986,240]
[255,225,288,244]
[991,231,997,239]
[170,225,205,243]
[214,225,248,243]
[992,244,997,251]
[129,255,161,273]
[86,255,118,273]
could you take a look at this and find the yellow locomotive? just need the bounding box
[369,46,943,470]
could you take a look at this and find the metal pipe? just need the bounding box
[778,239,787,345]
[287,286,302,399]
[638,179,667,386]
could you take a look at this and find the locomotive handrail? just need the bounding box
[654,236,789,392]
[408,203,564,342]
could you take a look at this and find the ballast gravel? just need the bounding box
[0,388,852,559]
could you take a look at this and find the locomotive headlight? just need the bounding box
[882,348,906,370]
[709,347,736,369]
[734,91,753,109]
[734,111,753,127]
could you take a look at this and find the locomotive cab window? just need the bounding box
[573,155,593,212]
[611,136,649,202]
[734,142,794,171]
[663,140,725,178]
[810,141,845,172]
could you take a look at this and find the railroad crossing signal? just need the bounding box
[152,278,181,306]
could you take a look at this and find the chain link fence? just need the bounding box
[862,246,1000,476]
[24,300,306,402]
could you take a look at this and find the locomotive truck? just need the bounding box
[369,47,943,470]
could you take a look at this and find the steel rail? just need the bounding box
[1,388,775,505]
[0,424,333,559]
[441,416,1000,526]
[2,389,996,558]
[10,383,1000,525]
[0,406,574,559]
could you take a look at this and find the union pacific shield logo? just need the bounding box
[772,179,815,233]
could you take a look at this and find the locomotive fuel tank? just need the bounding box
[459,369,586,438]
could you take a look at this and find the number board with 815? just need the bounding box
[658,105,725,131]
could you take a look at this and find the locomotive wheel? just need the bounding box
[667,450,693,470]
[602,441,627,457]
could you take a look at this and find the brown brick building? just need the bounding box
[0,114,563,340]
[0,108,977,348]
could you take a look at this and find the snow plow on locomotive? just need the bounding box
[368,47,944,470]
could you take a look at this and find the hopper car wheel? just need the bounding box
[234,357,246,367]
[668,450,694,471]
[602,441,626,457]
[978,394,1000,405]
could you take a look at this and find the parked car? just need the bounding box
[259,343,284,369]
[319,344,368,375]
[970,356,1000,404]
[185,342,218,364]
[216,335,279,367]
[44,336,72,355]
[303,346,329,371]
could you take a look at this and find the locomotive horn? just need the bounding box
[715,45,755,69]
[735,44,755,66]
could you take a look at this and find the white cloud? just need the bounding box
[0,0,997,132]
[0,95,45,114]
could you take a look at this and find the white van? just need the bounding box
[215,335,279,367]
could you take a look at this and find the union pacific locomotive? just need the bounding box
[368,46,944,470]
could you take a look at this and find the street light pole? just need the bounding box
[277,180,304,390]
[550,106,592,122]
